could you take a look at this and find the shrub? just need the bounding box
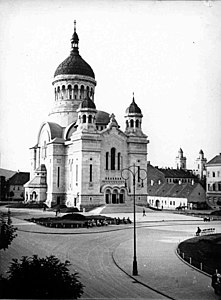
[0,211,17,250]
[0,255,84,299]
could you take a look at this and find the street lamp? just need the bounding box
[121,163,147,276]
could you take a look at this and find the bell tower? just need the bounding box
[125,93,144,136]
[176,148,186,170]
[195,149,207,179]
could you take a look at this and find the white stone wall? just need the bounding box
[147,196,187,210]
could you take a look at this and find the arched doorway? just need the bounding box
[112,189,118,204]
[105,189,111,204]
[155,199,160,208]
[119,189,125,203]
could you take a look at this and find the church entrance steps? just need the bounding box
[100,204,146,214]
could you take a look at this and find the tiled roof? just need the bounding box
[147,182,198,198]
[96,110,110,125]
[158,168,196,179]
[0,168,16,180]
[54,52,95,78]
[207,154,221,165]
[8,172,30,185]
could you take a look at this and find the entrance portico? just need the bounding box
[104,187,126,204]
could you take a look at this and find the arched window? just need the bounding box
[80,85,84,99]
[68,85,72,99]
[88,115,92,123]
[90,87,93,97]
[106,152,109,170]
[57,86,60,99]
[74,85,78,99]
[111,147,116,170]
[62,85,65,100]
[54,88,57,101]
[126,120,129,128]
[130,119,134,128]
[82,115,86,123]
[89,164,93,182]
[86,86,89,96]
[117,153,121,170]
[136,119,139,128]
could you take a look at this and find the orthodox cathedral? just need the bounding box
[24,23,149,209]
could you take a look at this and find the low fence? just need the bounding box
[177,247,215,275]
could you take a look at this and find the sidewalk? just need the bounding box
[113,224,220,300]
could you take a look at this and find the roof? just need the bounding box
[54,52,95,78]
[0,168,16,180]
[79,96,96,109]
[8,172,30,185]
[96,110,110,125]
[158,168,196,179]
[147,182,199,199]
[47,122,63,139]
[207,154,221,165]
[126,97,142,115]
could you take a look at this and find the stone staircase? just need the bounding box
[98,203,146,214]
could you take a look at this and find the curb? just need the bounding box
[111,242,176,300]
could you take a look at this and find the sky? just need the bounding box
[0,0,221,172]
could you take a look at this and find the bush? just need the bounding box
[0,255,84,299]
[0,211,17,250]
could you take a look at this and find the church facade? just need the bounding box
[24,23,149,210]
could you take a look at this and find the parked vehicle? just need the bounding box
[211,271,221,295]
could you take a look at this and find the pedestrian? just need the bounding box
[143,208,146,216]
[196,226,201,236]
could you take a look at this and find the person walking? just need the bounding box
[143,208,146,216]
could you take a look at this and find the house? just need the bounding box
[146,164,206,209]
[0,168,16,201]
[7,172,30,201]
[147,181,206,210]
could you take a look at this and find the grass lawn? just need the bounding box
[178,234,221,275]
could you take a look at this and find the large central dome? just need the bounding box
[54,23,95,78]
[54,54,95,78]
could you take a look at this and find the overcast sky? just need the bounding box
[0,0,221,172]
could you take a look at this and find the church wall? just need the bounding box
[46,143,66,206]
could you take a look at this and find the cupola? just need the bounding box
[125,93,143,135]
[76,93,97,132]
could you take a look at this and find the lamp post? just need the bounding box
[121,163,147,276]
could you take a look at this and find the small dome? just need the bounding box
[126,96,142,114]
[36,164,46,172]
[199,149,204,154]
[96,110,110,125]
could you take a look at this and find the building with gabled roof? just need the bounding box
[147,181,206,210]
[7,171,30,201]
[146,163,206,209]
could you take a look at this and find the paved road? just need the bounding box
[0,208,221,299]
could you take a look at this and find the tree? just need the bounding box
[0,211,17,250]
[0,255,84,299]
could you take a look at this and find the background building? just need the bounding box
[206,153,221,209]
[146,163,206,209]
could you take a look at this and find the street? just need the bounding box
[0,209,221,299]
